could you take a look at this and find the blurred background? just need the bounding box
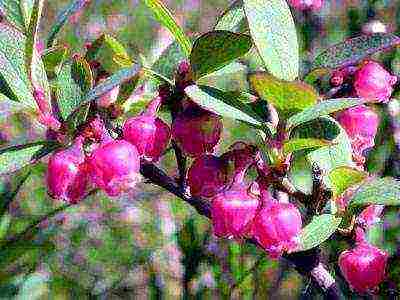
[1,0,400,298]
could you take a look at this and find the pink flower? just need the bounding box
[354,61,397,103]
[123,96,171,162]
[357,205,385,229]
[47,137,88,203]
[172,103,222,157]
[339,228,388,294]
[252,196,302,259]
[288,0,322,11]
[86,139,141,196]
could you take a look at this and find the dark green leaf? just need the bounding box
[41,45,68,75]
[190,31,252,80]
[243,0,298,81]
[287,98,363,130]
[185,84,265,127]
[349,177,400,207]
[46,0,89,47]
[298,214,342,251]
[283,138,331,156]
[152,41,186,80]
[328,166,367,197]
[313,34,400,70]
[84,64,141,104]
[143,0,191,58]
[214,0,246,33]
[249,72,318,118]
[85,34,133,74]
[0,167,31,214]
[0,142,59,175]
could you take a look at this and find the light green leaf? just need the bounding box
[214,0,246,33]
[143,0,191,58]
[298,214,342,251]
[313,34,400,70]
[190,31,252,80]
[42,45,69,75]
[283,138,331,156]
[349,177,400,207]
[0,0,33,31]
[0,142,59,175]
[243,0,298,81]
[328,166,367,197]
[249,72,318,118]
[47,0,89,47]
[287,98,363,130]
[184,84,265,128]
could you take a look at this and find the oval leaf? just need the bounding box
[0,142,58,175]
[249,72,318,118]
[283,138,331,156]
[349,177,400,207]
[328,166,368,197]
[143,0,191,58]
[243,0,298,81]
[313,34,400,70]
[287,98,364,130]
[190,31,252,80]
[298,214,342,251]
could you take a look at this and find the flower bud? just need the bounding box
[123,96,171,162]
[354,61,397,103]
[86,139,141,196]
[339,228,388,294]
[288,0,322,11]
[172,103,222,157]
[188,155,228,198]
[47,137,88,203]
[252,196,302,258]
[211,172,259,239]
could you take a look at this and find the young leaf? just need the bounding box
[190,31,252,80]
[249,72,318,118]
[243,0,298,81]
[84,64,141,104]
[298,214,342,251]
[313,34,400,70]
[349,177,400,207]
[56,57,93,120]
[85,34,133,74]
[143,0,191,57]
[328,166,367,197]
[0,142,59,175]
[0,0,33,31]
[283,138,331,156]
[184,84,265,127]
[47,0,89,47]
[286,98,363,130]
[214,0,246,33]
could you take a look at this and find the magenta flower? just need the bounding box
[288,0,322,11]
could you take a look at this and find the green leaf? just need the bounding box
[85,34,133,74]
[143,0,191,58]
[56,57,93,120]
[151,40,186,80]
[0,142,59,175]
[249,72,318,118]
[46,0,89,47]
[349,177,400,207]
[0,0,33,31]
[84,64,141,104]
[283,138,331,156]
[298,214,342,251]
[190,31,252,80]
[287,98,363,130]
[313,34,400,70]
[243,0,298,81]
[214,0,246,33]
[328,166,367,197]
[184,84,265,127]
[41,45,68,75]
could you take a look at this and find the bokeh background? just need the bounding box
[1,0,400,298]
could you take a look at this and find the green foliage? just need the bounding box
[0,0,33,31]
[214,0,246,33]
[313,34,400,70]
[328,166,367,197]
[190,31,252,80]
[249,72,318,118]
[283,138,331,156]
[41,46,68,76]
[243,0,298,81]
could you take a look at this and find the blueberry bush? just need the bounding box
[1,0,400,298]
